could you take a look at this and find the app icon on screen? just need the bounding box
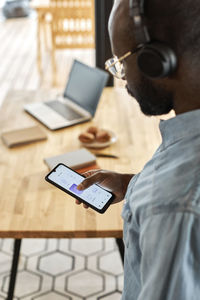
[69,184,83,195]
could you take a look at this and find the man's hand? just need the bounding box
[76,169,133,209]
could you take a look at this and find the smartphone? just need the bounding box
[45,163,115,214]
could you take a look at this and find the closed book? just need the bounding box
[44,148,96,170]
[1,125,47,148]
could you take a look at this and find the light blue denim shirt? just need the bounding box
[121,109,200,300]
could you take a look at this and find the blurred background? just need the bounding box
[0,0,97,98]
[0,1,124,299]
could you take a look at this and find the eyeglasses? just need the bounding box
[105,46,142,79]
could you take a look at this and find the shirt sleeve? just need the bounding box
[138,210,200,300]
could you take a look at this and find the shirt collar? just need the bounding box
[159,109,200,149]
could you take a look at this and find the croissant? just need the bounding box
[96,130,111,142]
[78,132,95,143]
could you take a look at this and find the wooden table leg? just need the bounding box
[115,238,124,265]
[7,239,22,300]
[37,13,43,74]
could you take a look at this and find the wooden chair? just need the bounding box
[49,0,95,84]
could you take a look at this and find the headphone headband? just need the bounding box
[129,0,150,45]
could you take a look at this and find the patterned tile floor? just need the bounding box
[0,238,123,300]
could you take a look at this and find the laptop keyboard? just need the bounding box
[45,100,82,121]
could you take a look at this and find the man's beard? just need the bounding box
[126,76,174,116]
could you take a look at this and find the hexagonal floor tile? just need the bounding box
[66,270,104,297]
[117,274,124,292]
[39,252,74,276]
[98,291,122,300]
[0,239,3,250]
[33,291,70,300]
[3,271,41,298]
[70,239,103,256]
[58,239,70,253]
[0,252,11,274]
[47,239,58,252]
[104,238,116,252]
[98,251,123,276]
[21,239,47,256]
[1,239,14,254]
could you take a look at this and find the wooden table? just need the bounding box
[0,87,162,299]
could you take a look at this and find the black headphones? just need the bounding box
[129,0,177,78]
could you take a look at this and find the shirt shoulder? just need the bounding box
[127,135,200,226]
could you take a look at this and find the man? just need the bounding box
[76,0,200,299]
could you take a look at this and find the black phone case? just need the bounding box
[45,163,115,214]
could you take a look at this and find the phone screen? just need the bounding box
[45,164,114,213]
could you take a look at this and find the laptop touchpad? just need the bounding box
[45,101,82,121]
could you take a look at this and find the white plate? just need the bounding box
[80,130,117,149]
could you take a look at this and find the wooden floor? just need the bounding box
[0,13,96,105]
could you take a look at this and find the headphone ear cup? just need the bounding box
[137,42,177,78]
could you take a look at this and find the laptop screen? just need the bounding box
[63,60,109,116]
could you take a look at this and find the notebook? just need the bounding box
[44,148,96,170]
[24,60,109,130]
[1,125,47,148]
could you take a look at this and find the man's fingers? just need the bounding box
[83,203,89,209]
[77,172,101,190]
[81,169,100,178]
[75,199,89,209]
[76,171,101,209]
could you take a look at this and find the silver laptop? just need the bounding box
[24,60,109,130]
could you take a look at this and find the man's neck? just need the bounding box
[173,88,200,115]
[174,102,200,115]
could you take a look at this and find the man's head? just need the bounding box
[108,0,200,116]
